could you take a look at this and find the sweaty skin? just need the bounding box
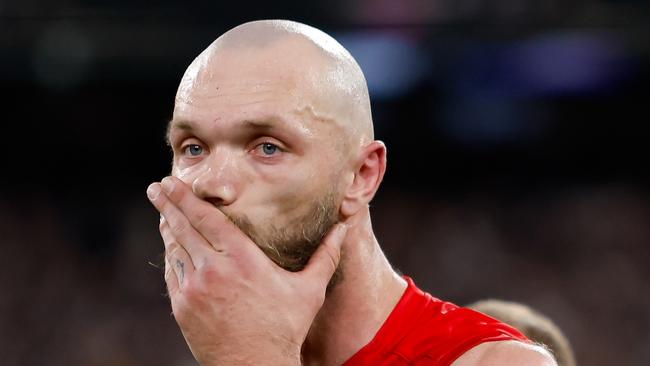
[149,19,558,366]
[176,20,374,150]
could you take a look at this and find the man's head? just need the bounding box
[167,20,385,272]
[467,299,577,366]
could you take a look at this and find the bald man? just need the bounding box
[146,20,557,365]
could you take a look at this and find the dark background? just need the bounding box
[1,1,649,365]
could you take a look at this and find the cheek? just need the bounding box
[256,174,330,224]
[172,163,208,186]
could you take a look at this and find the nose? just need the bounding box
[191,151,238,207]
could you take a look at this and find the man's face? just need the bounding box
[167,41,345,271]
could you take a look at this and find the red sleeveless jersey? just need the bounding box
[342,277,529,365]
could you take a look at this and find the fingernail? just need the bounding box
[161,177,175,194]
[147,183,161,201]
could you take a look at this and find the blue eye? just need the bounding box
[261,143,278,155]
[186,144,203,156]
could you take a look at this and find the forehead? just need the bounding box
[177,36,331,102]
[172,40,340,135]
[172,78,323,136]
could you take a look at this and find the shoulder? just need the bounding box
[450,340,557,366]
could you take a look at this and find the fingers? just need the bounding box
[161,219,195,292]
[148,182,214,262]
[164,256,179,295]
[301,223,348,287]
[158,176,251,253]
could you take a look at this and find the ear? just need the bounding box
[340,141,387,218]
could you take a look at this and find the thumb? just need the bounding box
[302,223,348,286]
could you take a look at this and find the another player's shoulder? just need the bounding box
[451,340,557,366]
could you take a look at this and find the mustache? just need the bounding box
[199,193,344,290]
[202,199,255,239]
[208,206,286,260]
[204,191,340,272]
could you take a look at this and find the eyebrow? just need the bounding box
[240,120,277,133]
[165,117,293,146]
[165,119,193,146]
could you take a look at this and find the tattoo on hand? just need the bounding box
[176,259,185,284]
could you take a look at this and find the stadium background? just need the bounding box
[1,1,649,365]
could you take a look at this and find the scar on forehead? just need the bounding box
[293,105,336,124]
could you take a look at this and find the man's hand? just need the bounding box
[146,176,347,366]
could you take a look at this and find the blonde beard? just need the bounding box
[225,189,340,273]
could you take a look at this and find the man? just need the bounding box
[146,19,557,365]
[467,299,577,366]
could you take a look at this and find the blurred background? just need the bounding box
[1,0,649,365]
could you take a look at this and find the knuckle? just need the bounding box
[182,280,211,308]
[164,265,174,282]
[197,262,222,284]
[170,218,188,235]
[156,196,170,212]
[166,241,183,257]
[322,245,340,273]
[158,218,168,232]
[183,280,200,298]
[194,208,212,230]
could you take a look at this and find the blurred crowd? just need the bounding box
[2,0,649,365]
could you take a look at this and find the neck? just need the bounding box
[301,211,407,366]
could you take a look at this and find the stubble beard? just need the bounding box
[224,188,344,291]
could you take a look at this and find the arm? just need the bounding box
[451,340,558,366]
